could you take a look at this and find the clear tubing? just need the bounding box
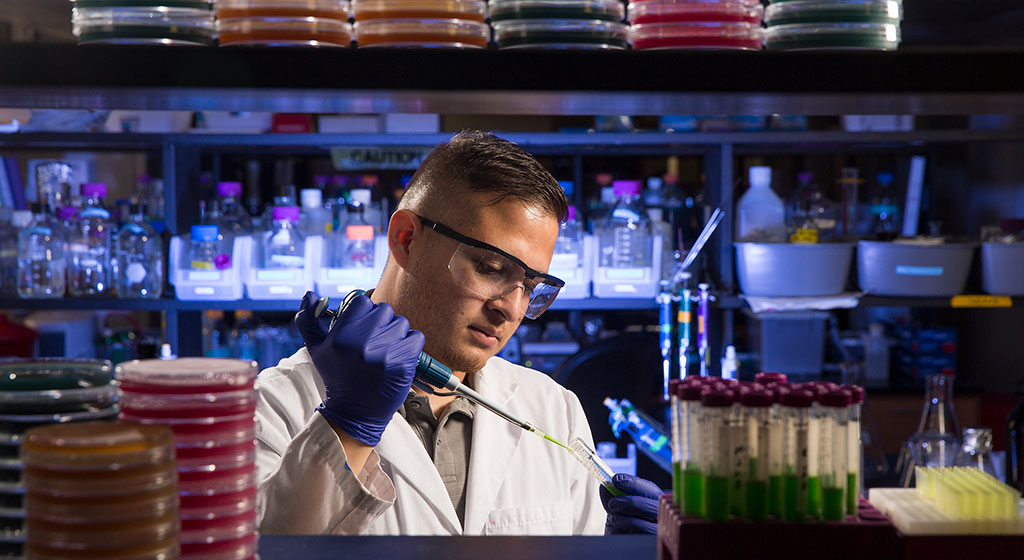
[728,403,747,516]
[783,406,812,521]
[746,405,772,521]
[848,402,862,514]
[768,403,785,516]
[568,437,624,497]
[671,392,683,506]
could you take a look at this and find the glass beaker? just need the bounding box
[955,427,997,478]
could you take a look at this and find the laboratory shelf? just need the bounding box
[3,44,1024,115]
[720,294,1024,310]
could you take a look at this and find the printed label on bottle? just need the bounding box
[950,295,1012,308]
[125,263,147,284]
[678,310,691,323]
[895,265,943,277]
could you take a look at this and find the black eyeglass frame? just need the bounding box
[416,215,566,289]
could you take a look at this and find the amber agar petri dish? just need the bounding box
[25,536,179,560]
[116,359,258,393]
[23,461,177,498]
[352,0,486,22]
[26,485,178,523]
[26,511,179,549]
[21,422,174,472]
[353,18,490,48]
[216,0,350,20]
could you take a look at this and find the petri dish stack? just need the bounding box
[764,0,902,50]
[71,0,217,45]
[628,0,764,51]
[490,0,628,50]
[216,0,353,47]
[22,422,179,560]
[117,358,259,560]
[351,0,489,48]
[0,358,117,560]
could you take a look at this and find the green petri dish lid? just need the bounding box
[490,0,625,22]
[0,384,117,416]
[0,405,120,428]
[764,22,900,50]
[765,0,902,26]
[0,359,111,392]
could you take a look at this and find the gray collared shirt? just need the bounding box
[398,391,476,526]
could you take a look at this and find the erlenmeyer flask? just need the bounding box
[898,373,962,487]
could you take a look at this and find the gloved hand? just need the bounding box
[294,290,425,447]
[600,473,663,535]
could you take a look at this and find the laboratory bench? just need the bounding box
[256,535,657,560]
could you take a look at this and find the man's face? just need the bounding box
[399,194,559,374]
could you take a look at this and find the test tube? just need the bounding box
[845,386,864,515]
[781,388,815,522]
[680,381,705,517]
[701,389,734,521]
[728,385,752,516]
[567,437,624,497]
[806,385,830,518]
[742,389,773,521]
[669,379,684,507]
[819,389,852,522]
[767,386,786,517]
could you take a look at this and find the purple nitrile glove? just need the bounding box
[600,473,663,535]
[294,290,424,446]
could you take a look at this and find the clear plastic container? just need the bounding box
[67,183,115,297]
[20,422,174,472]
[72,6,216,45]
[218,17,354,46]
[116,204,163,299]
[216,0,350,20]
[764,22,901,50]
[492,18,629,49]
[764,0,902,27]
[353,18,490,48]
[628,1,763,26]
[352,0,486,22]
[490,0,623,22]
[597,180,652,269]
[17,203,66,299]
[115,358,258,392]
[631,22,762,50]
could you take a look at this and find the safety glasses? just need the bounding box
[417,215,564,319]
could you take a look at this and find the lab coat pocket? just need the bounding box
[483,501,574,535]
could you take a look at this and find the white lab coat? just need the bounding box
[255,347,606,536]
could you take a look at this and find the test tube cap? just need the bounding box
[780,388,814,408]
[754,372,787,385]
[700,389,734,408]
[740,389,773,408]
[820,389,852,408]
[737,381,766,394]
[669,379,684,394]
[678,384,703,402]
[844,385,864,404]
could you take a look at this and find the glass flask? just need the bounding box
[954,427,997,478]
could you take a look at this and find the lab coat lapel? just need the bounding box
[463,365,523,535]
[376,411,462,534]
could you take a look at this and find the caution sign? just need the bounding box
[330,147,432,170]
[949,295,1013,308]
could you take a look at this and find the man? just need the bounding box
[255,131,660,536]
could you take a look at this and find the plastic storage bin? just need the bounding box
[314,234,389,297]
[548,234,595,299]
[593,235,662,298]
[245,235,316,300]
[170,234,250,301]
[857,241,977,297]
[735,242,855,297]
[981,242,1024,296]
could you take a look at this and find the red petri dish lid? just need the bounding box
[180,532,259,560]
[118,388,258,419]
[632,21,763,50]
[180,485,257,519]
[178,463,257,496]
[180,509,257,544]
[175,440,256,473]
[115,358,258,393]
[629,1,763,25]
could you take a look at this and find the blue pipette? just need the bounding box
[313,290,568,448]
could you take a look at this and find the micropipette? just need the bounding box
[657,283,673,401]
[677,272,692,380]
[568,437,625,497]
[314,290,568,449]
[697,283,710,377]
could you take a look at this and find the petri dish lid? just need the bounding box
[0,384,117,415]
[177,463,256,496]
[74,0,213,8]
[0,359,112,392]
[180,486,257,520]
[21,422,174,472]
[72,6,217,25]
[352,18,490,46]
[352,0,486,21]
[116,359,258,392]
[216,0,350,18]
[0,405,120,431]
[180,533,259,560]
[180,509,257,544]
[492,18,630,46]
[489,0,624,22]
[26,486,178,523]
[175,440,256,473]
[631,21,763,50]
[764,22,900,50]
[118,388,258,418]
[216,17,353,46]
[23,461,177,498]
[764,0,902,26]
[25,512,179,550]
[26,537,179,560]
[628,1,763,25]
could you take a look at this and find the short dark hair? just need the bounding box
[399,131,568,222]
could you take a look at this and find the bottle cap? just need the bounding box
[217,181,242,197]
[700,389,734,408]
[272,206,300,223]
[350,188,372,205]
[612,180,641,197]
[740,389,773,408]
[56,207,78,221]
[780,388,814,408]
[820,389,852,408]
[566,206,577,222]
[737,382,766,394]
[558,180,574,196]
[596,173,613,186]
[81,183,107,198]
[314,174,331,185]
[748,166,771,188]
[300,188,323,209]
[191,225,219,242]
[844,385,864,404]
[755,372,787,385]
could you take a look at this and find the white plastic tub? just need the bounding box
[735,242,855,297]
[981,242,1024,295]
[857,240,976,297]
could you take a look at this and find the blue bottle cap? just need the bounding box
[191,224,219,242]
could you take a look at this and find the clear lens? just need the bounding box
[448,243,560,319]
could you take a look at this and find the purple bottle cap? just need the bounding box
[780,389,815,408]
[700,389,735,408]
[566,206,577,222]
[272,206,300,223]
[217,181,243,197]
[678,384,703,402]
[820,389,853,408]
[314,174,330,185]
[755,372,787,385]
[798,171,815,185]
[81,183,107,198]
[740,390,773,408]
[56,207,78,221]
[843,385,864,404]
[612,180,641,197]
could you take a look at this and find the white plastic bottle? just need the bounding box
[190,225,221,270]
[721,345,739,381]
[17,202,65,299]
[299,188,332,237]
[263,206,305,269]
[598,180,652,269]
[343,197,375,269]
[116,204,163,299]
[68,182,115,297]
[736,166,786,243]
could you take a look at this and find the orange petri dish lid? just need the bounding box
[353,18,490,48]
[216,0,350,20]
[26,485,178,523]
[352,0,486,22]
[25,511,179,549]
[21,422,174,472]
[115,358,258,392]
[23,461,177,498]
[218,17,353,46]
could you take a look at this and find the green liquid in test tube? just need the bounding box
[769,474,784,516]
[706,476,730,522]
[845,386,864,515]
[741,388,773,521]
[783,472,802,521]
[806,476,822,519]
[700,388,734,522]
[847,471,858,514]
[679,382,705,517]
[683,467,706,517]
[823,487,845,521]
[781,388,815,522]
